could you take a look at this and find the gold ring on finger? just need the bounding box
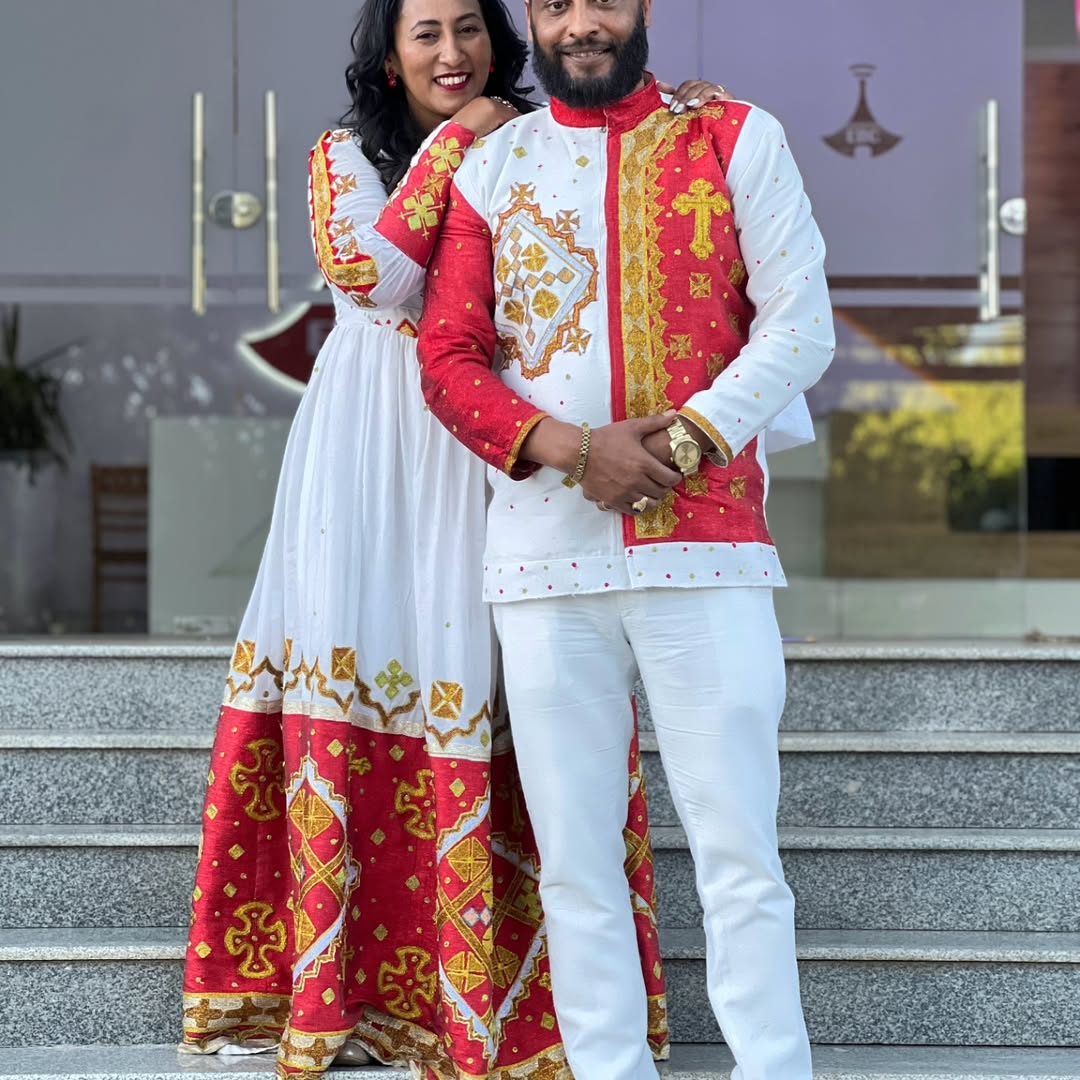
[632,496,650,515]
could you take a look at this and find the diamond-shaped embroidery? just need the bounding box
[223,883,237,899]
[449,779,466,798]
[389,745,405,763]
[371,829,386,846]
[228,844,245,860]
[195,942,212,959]
[192,886,203,902]
[355,967,367,984]
[327,739,345,758]
[206,804,218,821]
[322,988,336,1005]
[541,1012,556,1031]
[493,209,596,379]
[462,905,493,928]
[406,875,421,892]
[373,924,388,941]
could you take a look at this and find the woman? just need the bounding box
[180,1,728,1076]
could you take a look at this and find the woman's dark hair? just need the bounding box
[340,0,535,191]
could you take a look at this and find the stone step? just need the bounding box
[0,641,227,732]
[653,825,1080,932]
[642,731,1080,828]
[4,640,1079,734]
[660,928,1080,1047]
[5,1044,1080,1080]
[2,928,1078,1048]
[3,729,1079,830]
[6,824,1080,934]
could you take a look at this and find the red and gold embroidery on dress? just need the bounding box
[183,643,669,1079]
[309,132,380,305]
[374,124,477,266]
[493,184,599,381]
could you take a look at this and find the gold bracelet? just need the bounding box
[561,422,591,488]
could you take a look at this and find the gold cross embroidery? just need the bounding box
[400,192,442,238]
[672,179,732,261]
[429,137,465,173]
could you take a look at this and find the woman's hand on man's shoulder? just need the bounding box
[452,97,521,138]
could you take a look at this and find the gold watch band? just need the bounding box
[562,422,591,488]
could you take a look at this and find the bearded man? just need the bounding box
[417,1,834,1076]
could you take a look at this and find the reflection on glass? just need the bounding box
[814,309,1025,579]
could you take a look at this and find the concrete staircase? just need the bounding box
[2,639,1079,1078]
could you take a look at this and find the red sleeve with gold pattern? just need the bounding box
[307,123,475,309]
[373,123,476,266]
[418,184,546,480]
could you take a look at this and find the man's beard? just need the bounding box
[530,8,649,109]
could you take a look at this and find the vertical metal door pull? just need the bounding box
[192,92,207,315]
[265,90,281,314]
[979,99,1001,322]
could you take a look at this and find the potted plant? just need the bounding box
[1,305,73,475]
[0,305,79,632]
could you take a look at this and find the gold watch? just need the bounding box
[667,417,702,476]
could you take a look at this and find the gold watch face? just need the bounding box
[674,440,701,470]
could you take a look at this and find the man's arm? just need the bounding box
[418,182,549,480]
[676,107,835,466]
[419,181,682,506]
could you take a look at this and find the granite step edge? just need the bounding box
[5,927,1080,965]
[2,1044,1080,1079]
[4,637,1080,662]
[8,823,1080,855]
[7,729,1080,754]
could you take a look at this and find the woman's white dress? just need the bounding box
[180,124,669,1078]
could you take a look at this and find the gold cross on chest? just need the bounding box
[672,178,732,261]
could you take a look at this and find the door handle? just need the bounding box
[265,90,281,314]
[979,99,1001,322]
[192,92,207,315]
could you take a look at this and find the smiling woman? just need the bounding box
[388,2,495,131]
[341,0,535,189]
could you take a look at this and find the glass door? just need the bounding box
[696,0,1048,637]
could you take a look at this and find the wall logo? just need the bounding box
[237,301,335,391]
[823,64,902,158]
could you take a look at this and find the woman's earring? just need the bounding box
[489,59,496,74]
[387,68,398,88]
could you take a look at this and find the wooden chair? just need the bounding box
[90,464,148,633]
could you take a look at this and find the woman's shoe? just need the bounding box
[332,1042,375,1066]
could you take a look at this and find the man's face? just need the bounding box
[527,0,652,109]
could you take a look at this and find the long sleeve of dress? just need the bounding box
[307,122,477,309]
[418,184,547,479]
[678,107,835,466]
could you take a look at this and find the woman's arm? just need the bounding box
[308,123,477,309]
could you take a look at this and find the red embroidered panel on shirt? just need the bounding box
[309,132,380,303]
[668,441,773,547]
[612,101,761,546]
[374,124,476,267]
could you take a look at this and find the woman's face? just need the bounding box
[389,0,494,132]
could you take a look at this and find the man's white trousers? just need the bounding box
[494,586,812,1080]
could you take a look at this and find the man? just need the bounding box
[417,0,834,1075]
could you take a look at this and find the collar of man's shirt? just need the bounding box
[549,73,663,131]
